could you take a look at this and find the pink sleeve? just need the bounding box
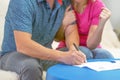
[91,0,105,25]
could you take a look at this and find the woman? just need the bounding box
[55,0,114,59]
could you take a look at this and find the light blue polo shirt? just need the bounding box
[1,0,70,55]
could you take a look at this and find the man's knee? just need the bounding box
[0,51,43,80]
[20,59,43,80]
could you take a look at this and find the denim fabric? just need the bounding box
[92,48,114,59]
[0,51,1,59]
[1,0,70,55]
[79,47,114,59]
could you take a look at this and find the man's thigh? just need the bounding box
[0,51,42,73]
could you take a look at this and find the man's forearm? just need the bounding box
[14,31,63,61]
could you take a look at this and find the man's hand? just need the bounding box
[58,50,86,65]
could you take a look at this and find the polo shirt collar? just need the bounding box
[37,0,45,3]
[58,0,63,5]
[37,0,63,5]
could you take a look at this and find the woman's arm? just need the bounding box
[54,5,76,42]
[54,5,86,62]
[64,23,86,62]
[65,24,79,50]
[55,5,79,50]
[87,8,111,50]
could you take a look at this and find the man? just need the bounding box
[0,0,86,80]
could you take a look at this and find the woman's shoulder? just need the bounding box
[88,0,105,17]
[92,0,105,7]
[88,0,105,12]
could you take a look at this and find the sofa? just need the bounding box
[0,0,120,80]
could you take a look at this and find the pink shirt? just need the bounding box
[57,0,105,49]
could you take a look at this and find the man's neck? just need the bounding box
[46,0,55,9]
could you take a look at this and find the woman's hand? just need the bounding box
[62,5,76,28]
[100,7,111,24]
[54,5,76,42]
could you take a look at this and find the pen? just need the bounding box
[110,60,116,63]
[73,43,87,63]
[73,43,79,51]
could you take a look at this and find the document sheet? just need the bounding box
[74,60,120,71]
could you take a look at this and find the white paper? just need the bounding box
[74,60,120,71]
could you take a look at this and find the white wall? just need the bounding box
[103,0,120,29]
[0,0,10,50]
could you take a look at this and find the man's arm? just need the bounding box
[14,30,62,60]
[14,30,85,65]
[7,0,85,65]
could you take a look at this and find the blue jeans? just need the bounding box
[0,51,2,59]
[58,46,114,59]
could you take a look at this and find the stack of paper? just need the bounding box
[74,60,120,71]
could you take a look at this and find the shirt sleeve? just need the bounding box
[90,0,105,25]
[6,0,33,34]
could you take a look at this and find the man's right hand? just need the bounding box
[58,50,86,65]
